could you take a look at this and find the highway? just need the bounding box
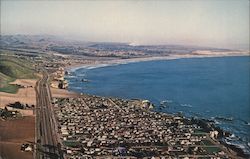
[35,71,62,159]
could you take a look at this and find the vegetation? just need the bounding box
[0,72,18,92]
[0,52,36,93]
[63,141,81,148]
[0,107,21,119]
[202,140,214,146]
[204,146,221,154]
[7,102,25,109]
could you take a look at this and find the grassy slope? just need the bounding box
[0,54,36,93]
[0,72,18,93]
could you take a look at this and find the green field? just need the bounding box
[204,146,221,154]
[0,52,36,93]
[194,129,206,134]
[202,140,214,146]
[63,141,81,148]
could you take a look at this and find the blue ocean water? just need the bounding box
[67,56,250,152]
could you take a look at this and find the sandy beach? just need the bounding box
[66,51,249,72]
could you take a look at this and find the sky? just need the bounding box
[1,0,249,49]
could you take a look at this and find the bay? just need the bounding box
[67,56,250,153]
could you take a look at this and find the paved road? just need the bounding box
[35,71,62,159]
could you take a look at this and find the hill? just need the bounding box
[0,54,36,93]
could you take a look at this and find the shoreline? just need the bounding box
[62,53,250,157]
[53,93,248,158]
[65,52,249,72]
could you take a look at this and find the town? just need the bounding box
[1,0,249,158]
[53,95,234,158]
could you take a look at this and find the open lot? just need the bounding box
[0,79,37,110]
[0,116,35,159]
[51,87,78,98]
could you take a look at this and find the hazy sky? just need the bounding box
[1,0,249,49]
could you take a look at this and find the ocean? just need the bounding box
[66,56,250,153]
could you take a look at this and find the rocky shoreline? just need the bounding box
[187,117,249,158]
[54,94,246,158]
[62,55,250,158]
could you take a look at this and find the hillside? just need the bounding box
[0,54,36,93]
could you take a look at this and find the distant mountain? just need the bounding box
[0,34,235,57]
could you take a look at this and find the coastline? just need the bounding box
[65,52,249,72]
[53,92,248,158]
[62,53,250,158]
